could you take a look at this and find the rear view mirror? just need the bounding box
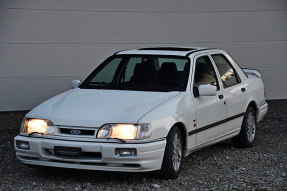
[71,80,81,89]
[198,85,217,96]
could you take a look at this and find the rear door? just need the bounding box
[191,54,227,147]
[210,53,246,133]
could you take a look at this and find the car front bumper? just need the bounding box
[14,136,166,172]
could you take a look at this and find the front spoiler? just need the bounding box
[14,136,166,172]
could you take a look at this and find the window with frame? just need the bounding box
[90,58,122,83]
[80,55,190,92]
[194,56,219,90]
[211,54,240,88]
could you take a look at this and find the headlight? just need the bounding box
[97,124,151,140]
[21,118,55,135]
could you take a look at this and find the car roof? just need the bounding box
[115,47,222,56]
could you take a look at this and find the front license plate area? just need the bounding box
[54,146,82,156]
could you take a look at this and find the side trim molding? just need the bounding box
[188,112,245,136]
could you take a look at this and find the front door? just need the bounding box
[191,55,227,147]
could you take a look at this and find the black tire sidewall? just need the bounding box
[241,106,257,147]
[160,126,183,179]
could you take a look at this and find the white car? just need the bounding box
[14,47,268,179]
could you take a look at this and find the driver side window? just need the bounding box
[194,56,219,90]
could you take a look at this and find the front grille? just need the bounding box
[59,128,95,136]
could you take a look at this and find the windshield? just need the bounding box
[80,55,190,92]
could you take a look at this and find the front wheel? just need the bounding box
[232,106,257,148]
[159,126,183,179]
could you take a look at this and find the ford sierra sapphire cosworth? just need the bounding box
[15,47,268,179]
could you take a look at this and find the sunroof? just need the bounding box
[138,47,196,51]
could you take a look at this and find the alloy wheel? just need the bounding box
[172,133,182,172]
[247,111,256,142]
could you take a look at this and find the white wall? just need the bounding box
[0,0,286,111]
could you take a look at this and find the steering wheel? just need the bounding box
[160,80,185,89]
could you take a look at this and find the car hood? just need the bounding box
[27,88,181,127]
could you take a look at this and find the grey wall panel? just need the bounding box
[1,42,286,79]
[260,70,287,100]
[0,43,169,78]
[189,41,287,71]
[0,77,81,111]
[1,10,286,44]
[0,44,112,78]
[0,0,286,111]
[1,0,286,12]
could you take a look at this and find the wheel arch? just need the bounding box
[173,122,187,153]
[247,101,258,119]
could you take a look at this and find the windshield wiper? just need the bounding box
[81,82,173,92]
[146,87,171,92]
[117,85,171,92]
[80,82,119,89]
[87,82,112,86]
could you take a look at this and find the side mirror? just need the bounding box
[71,80,81,89]
[198,85,217,96]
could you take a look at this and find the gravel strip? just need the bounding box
[0,100,286,191]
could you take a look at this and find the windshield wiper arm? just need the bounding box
[88,82,112,86]
[142,86,171,92]
[80,82,118,89]
[117,85,171,92]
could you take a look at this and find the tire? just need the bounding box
[159,126,183,179]
[232,106,257,148]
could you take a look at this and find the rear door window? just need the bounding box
[211,54,240,88]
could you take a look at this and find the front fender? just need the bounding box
[138,93,196,141]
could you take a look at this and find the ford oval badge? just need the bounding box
[70,130,81,135]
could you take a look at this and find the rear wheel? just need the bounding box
[159,126,183,179]
[232,106,257,148]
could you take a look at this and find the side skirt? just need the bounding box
[184,128,241,157]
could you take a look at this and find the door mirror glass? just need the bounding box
[71,80,81,89]
[198,85,217,96]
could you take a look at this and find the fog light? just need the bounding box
[115,148,137,157]
[16,141,30,150]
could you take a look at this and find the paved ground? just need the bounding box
[0,100,286,191]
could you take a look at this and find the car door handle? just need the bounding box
[241,88,246,92]
[218,95,224,100]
